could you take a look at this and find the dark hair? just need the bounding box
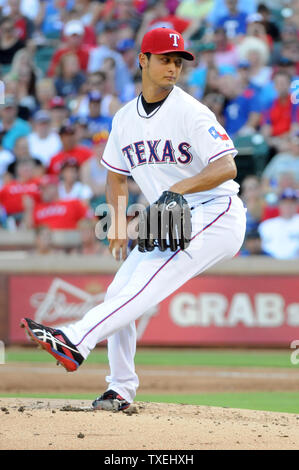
[139,52,151,71]
[0,16,13,27]
[257,3,269,13]
[90,71,106,82]
[273,69,291,81]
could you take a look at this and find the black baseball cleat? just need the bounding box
[20,318,84,372]
[92,389,130,412]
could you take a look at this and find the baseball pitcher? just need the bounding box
[21,28,246,412]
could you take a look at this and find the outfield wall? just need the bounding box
[1,255,299,347]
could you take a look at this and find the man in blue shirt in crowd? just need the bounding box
[0,95,31,151]
[208,0,256,28]
[219,72,262,137]
[216,0,248,39]
[71,91,112,146]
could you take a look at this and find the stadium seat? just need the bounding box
[34,46,56,76]
[234,134,269,183]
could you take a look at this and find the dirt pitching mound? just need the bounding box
[0,398,298,450]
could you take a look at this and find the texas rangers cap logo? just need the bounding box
[141,27,194,61]
[169,33,180,47]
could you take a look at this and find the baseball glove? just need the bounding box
[138,190,192,252]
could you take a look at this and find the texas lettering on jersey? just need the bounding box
[122,140,193,169]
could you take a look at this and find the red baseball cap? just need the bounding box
[49,96,66,109]
[141,27,194,61]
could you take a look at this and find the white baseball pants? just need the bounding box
[61,195,246,402]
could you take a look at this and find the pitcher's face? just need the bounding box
[140,53,183,91]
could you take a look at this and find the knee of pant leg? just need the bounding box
[105,276,126,301]
[105,283,116,301]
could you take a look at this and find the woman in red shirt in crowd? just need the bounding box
[48,123,94,175]
[23,174,92,230]
[0,158,40,220]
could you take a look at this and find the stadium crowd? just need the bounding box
[0,0,298,259]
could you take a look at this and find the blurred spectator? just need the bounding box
[54,52,86,99]
[276,56,297,82]
[237,36,271,88]
[262,131,299,194]
[33,225,58,255]
[280,39,299,70]
[48,122,94,175]
[202,66,220,96]
[36,78,56,111]
[80,130,109,206]
[218,73,261,137]
[24,174,91,230]
[83,90,112,141]
[87,23,133,100]
[27,110,62,167]
[187,38,238,98]
[261,170,299,221]
[63,6,97,47]
[0,16,25,67]
[0,94,31,151]
[187,43,218,99]
[3,0,35,41]
[240,174,265,233]
[257,3,280,43]
[0,130,14,187]
[136,0,195,47]
[48,96,70,132]
[240,229,270,256]
[280,22,298,47]
[72,116,91,147]
[213,27,239,67]
[71,0,102,28]
[246,13,272,48]
[1,0,40,23]
[99,0,141,33]
[0,158,40,220]
[6,135,43,179]
[116,37,139,79]
[177,0,214,23]
[207,0,257,27]
[58,157,93,204]
[215,0,248,40]
[47,20,90,77]
[75,71,121,118]
[261,70,299,153]
[201,92,225,126]
[258,188,299,259]
[4,76,36,121]
[37,0,72,39]
[73,218,109,255]
[9,48,41,114]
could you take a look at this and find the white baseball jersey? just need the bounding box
[61,85,246,404]
[101,85,239,205]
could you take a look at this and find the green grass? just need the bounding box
[5,348,294,369]
[1,391,298,414]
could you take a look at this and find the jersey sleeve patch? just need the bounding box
[208,126,230,141]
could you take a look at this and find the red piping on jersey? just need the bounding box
[208,148,235,163]
[101,157,130,174]
[75,197,232,347]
